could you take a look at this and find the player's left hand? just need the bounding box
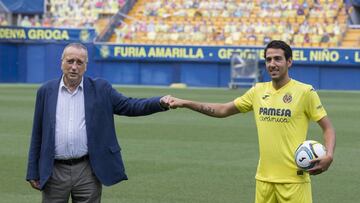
[307,155,333,175]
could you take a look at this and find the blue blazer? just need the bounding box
[26,76,167,189]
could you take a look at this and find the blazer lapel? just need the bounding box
[48,78,60,131]
[84,77,95,136]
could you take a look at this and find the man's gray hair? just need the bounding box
[61,43,88,62]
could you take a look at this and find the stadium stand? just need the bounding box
[0,0,358,48]
[341,2,360,47]
[44,0,124,32]
[0,0,124,34]
[342,28,360,46]
[107,0,357,48]
[0,13,9,26]
[0,1,10,26]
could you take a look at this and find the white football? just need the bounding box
[294,140,326,170]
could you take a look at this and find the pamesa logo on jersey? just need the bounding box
[259,107,292,123]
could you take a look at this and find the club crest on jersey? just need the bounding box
[283,93,292,103]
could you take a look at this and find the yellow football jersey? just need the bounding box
[234,79,327,183]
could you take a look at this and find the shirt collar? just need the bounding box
[60,75,84,92]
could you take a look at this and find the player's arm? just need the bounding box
[319,116,336,160]
[169,97,240,118]
[308,116,336,175]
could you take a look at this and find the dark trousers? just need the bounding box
[42,159,102,203]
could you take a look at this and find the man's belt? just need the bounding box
[55,155,89,165]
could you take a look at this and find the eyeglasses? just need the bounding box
[64,58,87,66]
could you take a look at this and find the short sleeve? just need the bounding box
[233,87,255,113]
[305,87,327,121]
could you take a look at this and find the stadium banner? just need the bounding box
[0,26,96,43]
[94,44,360,65]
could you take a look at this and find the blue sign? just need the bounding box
[0,26,96,43]
[94,44,360,65]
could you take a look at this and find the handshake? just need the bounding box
[159,95,184,109]
[158,95,237,118]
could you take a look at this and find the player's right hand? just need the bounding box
[168,97,187,109]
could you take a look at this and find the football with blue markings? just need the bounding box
[294,140,327,170]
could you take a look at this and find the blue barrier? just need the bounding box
[94,44,360,65]
[0,40,359,90]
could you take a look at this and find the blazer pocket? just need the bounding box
[109,145,121,153]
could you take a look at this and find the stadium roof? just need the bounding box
[0,0,44,14]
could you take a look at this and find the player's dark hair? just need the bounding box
[264,40,292,60]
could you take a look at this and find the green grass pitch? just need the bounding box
[0,84,359,203]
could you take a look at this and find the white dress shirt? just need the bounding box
[55,77,88,159]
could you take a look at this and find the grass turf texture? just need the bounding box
[0,84,359,203]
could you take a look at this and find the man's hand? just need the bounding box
[160,95,173,109]
[159,95,187,109]
[29,180,41,190]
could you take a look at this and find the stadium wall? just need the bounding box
[0,42,359,90]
